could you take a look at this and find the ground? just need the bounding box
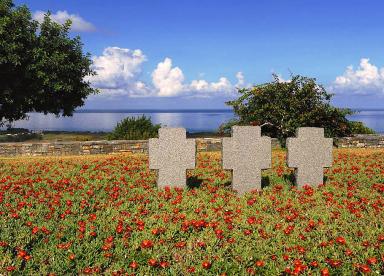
[0,149,383,275]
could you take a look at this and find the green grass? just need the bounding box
[0,149,383,274]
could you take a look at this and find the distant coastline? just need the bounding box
[59,108,384,113]
[8,109,384,134]
[72,109,234,113]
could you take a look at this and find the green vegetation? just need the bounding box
[0,0,97,126]
[0,129,107,142]
[0,149,383,274]
[0,128,41,142]
[39,131,107,142]
[220,74,375,143]
[347,121,376,135]
[107,115,161,140]
[0,129,226,143]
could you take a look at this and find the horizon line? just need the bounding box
[72,108,384,113]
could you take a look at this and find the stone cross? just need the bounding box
[149,128,195,188]
[287,127,333,188]
[222,126,271,194]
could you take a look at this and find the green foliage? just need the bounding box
[107,115,161,140]
[0,151,383,274]
[220,74,374,143]
[0,0,97,126]
[347,121,376,135]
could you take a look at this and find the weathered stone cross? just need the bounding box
[149,128,195,188]
[286,127,333,188]
[149,126,333,192]
[222,126,271,194]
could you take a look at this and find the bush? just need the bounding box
[107,115,161,140]
[220,74,374,143]
[348,121,375,135]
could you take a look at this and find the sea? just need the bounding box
[7,109,384,134]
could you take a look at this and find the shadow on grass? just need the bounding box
[216,177,270,190]
[186,172,323,191]
[261,176,270,188]
[283,172,296,187]
[186,176,203,189]
[282,173,328,187]
[223,180,232,188]
[221,180,233,191]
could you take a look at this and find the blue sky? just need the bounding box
[16,0,384,109]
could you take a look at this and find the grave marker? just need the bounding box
[149,128,195,188]
[222,126,271,194]
[287,127,333,187]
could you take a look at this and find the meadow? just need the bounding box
[0,149,383,275]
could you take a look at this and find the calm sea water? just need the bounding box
[8,109,384,134]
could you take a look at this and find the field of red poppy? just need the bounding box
[0,149,383,275]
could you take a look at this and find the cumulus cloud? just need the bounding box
[188,77,233,96]
[33,10,95,32]
[86,47,151,97]
[151,58,185,96]
[87,47,245,98]
[151,57,244,96]
[332,58,384,95]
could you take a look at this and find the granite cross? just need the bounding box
[287,127,333,188]
[222,126,271,194]
[149,128,196,188]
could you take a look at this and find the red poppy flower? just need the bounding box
[335,236,346,245]
[129,261,138,269]
[141,240,154,249]
[366,257,377,265]
[202,261,211,269]
[255,260,264,267]
[359,264,371,274]
[148,258,157,267]
[320,268,330,276]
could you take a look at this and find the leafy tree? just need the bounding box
[0,0,97,126]
[219,74,374,143]
[107,115,161,140]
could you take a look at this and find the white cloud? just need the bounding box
[235,71,245,86]
[87,47,245,98]
[151,57,245,96]
[151,58,185,96]
[188,76,232,93]
[275,74,291,83]
[86,47,151,97]
[33,10,95,32]
[332,58,384,95]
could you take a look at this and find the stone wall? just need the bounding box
[0,135,383,157]
[0,140,148,157]
[334,134,384,148]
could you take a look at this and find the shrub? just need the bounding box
[107,115,161,140]
[347,121,375,135]
[220,74,374,143]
